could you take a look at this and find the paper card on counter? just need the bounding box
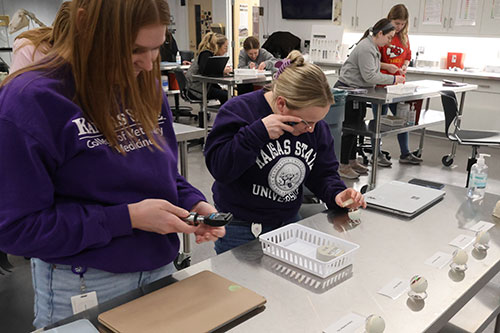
[468,221,495,233]
[378,278,408,300]
[449,234,475,249]
[323,312,366,333]
[425,251,452,269]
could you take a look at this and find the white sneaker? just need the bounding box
[339,165,360,179]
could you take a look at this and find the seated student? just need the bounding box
[185,32,231,105]
[237,36,277,95]
[160,30,191,65]
[10,1,70,72]
[335,18,405,179]
[204,50,366,254]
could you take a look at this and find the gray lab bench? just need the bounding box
[342,79,477,192]
[45,183,500,333]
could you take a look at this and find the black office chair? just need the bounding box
[167,67,198,122]
[179,50,194,63]
[440,90,500,186]
[173,68,220,128]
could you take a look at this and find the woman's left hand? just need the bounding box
[334,188,366,209]
[191,201,226,243]
[257,62,266,71]
[224,66,232,75]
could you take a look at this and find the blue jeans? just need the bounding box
[214,213,301,254]
[31,258,176,329]
[371,103,410,156]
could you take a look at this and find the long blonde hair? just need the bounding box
[4,0,170,153]
[387,4,409,48]
[197,32,227,55]
[14,2,71,60]
[270,50,333,109]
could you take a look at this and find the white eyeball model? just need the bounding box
[348,208,361,221]
[410,275,428,293]
[475,230,490,245]
[452,249,468,265]
[365,314,385,333]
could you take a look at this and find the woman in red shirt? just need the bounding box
[372,4,423,166]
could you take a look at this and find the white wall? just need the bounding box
[0,0,64,64]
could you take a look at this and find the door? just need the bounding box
[188,0,213,52]
[233,0,260,68]
[356,0,384,31]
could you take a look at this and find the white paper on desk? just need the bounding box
[378,278,408,300]
[449,234,475,249]
[324,312,365,333]
[468,221,495,232]
[425,251,452,269]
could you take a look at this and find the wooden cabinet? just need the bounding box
[342,0,383,32]
[418,0,484,35]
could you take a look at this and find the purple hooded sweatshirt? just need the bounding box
[204,89,346,226]
[0,67,205,273]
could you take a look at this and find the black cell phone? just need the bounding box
[408,178,445,190]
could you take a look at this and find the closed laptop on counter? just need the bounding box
[365,180,445,218]
[98,270,266,333]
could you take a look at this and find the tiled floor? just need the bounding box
[1,110,498,332]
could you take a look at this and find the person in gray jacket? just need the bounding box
[238,36,276,70]
[335,18,405,179]
[237,36,277,95]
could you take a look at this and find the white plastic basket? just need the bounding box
[385,83,417,94]
[259,224,359,279]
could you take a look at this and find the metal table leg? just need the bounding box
[366,102,383,192]
[175,141,192,269]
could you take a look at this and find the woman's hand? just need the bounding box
[400,64,408,75]
[128,199,194,234]
[261,114,302,139]
[257,62,266,71]
[224,66,232,75]
[249,62,256,69]
[394,75,405,84]
[335,188,366,209]
[190,201,226,243]
[386,64,400,74]
[128,200,225,243]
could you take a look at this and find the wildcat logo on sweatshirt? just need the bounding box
[268,157,305,197]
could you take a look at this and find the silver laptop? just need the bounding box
[365,181,446,217]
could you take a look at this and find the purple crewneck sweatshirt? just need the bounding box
[204,90,346,226]
[0,68,206,273]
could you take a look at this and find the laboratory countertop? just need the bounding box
[314,61,500,81]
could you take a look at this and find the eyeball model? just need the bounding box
[316,244,345,262]
[365,314,385,333]
[348,209,361,222]
[452,249,468,265]
[409,275,428,293]
[475,231,490,245]
[474,231,490,251]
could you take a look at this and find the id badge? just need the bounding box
[70,291,98,315]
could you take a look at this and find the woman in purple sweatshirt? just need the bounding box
[0,0,224,328]
[204,50,366,254]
